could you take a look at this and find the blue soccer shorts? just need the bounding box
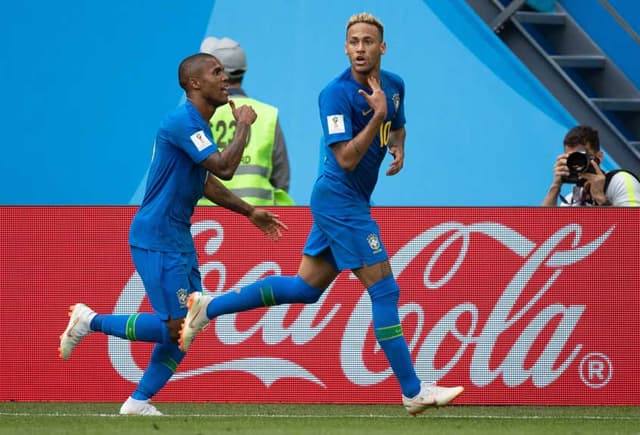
[130,246,202,320]
[303,211,389,271]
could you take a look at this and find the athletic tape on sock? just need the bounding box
[375,323,404,342]
[259,285,276,306]
[162,357,178,373]
[125,313,140,341]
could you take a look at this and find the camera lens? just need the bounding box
[566,152,588,173]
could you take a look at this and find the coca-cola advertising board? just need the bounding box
[1,207,638,404]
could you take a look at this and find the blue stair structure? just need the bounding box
[466,0,640,174]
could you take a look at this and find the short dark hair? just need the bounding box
[178,53,216,91]
[563,125,600,152]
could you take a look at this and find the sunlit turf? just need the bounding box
[1,403,638,434]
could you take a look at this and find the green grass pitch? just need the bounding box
[0,403,638,434]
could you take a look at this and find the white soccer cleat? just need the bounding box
[179,292,213,352]
[119,397,163,416]
[402,381,464,416]
[58,303,97,360]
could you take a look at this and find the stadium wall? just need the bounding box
[1,0,614,207]
[1,206,638,405]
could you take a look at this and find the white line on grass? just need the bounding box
[0,412,638,420]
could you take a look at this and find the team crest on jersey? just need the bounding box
[190,130,212,151]
[176,288,188,308]
[392,93,400,114]
[367,233,382,254]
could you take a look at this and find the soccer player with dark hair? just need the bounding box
[59,53,286,415]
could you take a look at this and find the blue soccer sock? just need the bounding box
[131,342,185,400]
[206,275,322,319]
[90,313,170,343]
[367,275,421,398]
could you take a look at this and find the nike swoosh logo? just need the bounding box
[188,307,203,329]
[66,318,80,338]
[361,108,373,116]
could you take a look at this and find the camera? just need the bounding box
[562,151,598,184]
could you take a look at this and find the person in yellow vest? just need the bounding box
[198,37,294,206]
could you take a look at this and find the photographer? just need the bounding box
[542,125,640,207]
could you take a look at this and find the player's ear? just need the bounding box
[189,76,201,90]
[380,41,386,55]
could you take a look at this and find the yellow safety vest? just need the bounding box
[198,96,294,206]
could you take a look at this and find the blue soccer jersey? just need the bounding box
[304,68,406,270]
[312,68,405,214]
[129,101,218,252]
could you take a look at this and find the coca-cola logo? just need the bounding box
[109,219,615,389]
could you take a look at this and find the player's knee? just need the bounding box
[294,275,323,303]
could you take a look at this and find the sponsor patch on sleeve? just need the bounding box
[327,114,345,135]
[190,130,213,151]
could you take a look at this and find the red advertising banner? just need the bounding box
[1,207,638,405]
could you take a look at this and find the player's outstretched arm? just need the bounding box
[202,173,287,240]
